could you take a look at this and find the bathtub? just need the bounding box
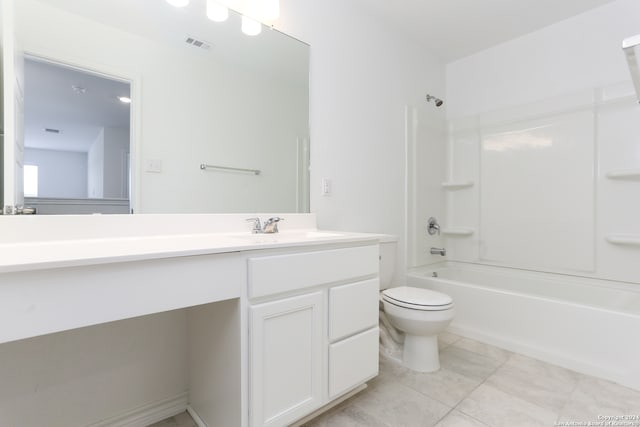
[407,262,640,391]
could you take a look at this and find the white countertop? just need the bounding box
[0,229,383,274]
[0,214,394,274]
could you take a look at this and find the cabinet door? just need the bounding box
[250,292,324,427]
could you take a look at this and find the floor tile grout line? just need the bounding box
[449,347,512,427]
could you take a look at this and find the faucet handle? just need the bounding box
[263,217,284,233]
[427,217,441,236]
[245,217,262,233]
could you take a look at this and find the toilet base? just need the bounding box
[402,334,440,372]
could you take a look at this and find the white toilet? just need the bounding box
[379,240,455,372]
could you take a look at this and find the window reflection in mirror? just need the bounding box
[23,58,131,214]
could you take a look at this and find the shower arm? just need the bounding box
[623,34,640,104]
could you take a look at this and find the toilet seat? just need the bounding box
[382,286,453,311]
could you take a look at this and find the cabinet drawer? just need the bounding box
[329,278,379,341]
[248,245,378,299]
[328,328,379,399]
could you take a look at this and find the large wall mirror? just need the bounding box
[1,0,310,214]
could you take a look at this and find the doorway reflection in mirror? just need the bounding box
[23,58,131,214]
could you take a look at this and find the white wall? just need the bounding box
[24,147,87,198]
[0,311,187,427]
[446,0,640,119]
[87,128,104,198]
[103,127,129,199]
[277,0,446,274]
[87,127,130,200]
[444,0,640,284]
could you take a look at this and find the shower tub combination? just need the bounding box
[407,262,640,391]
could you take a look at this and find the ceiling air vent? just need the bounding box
[185,36,212,50]
[44,128,61,134]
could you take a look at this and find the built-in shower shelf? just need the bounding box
[605,169,640,180]
[442,227,474,236]
[441,181,474,190]
[606,234,640,246]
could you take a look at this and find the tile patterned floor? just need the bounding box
[304,332,640,427]
[152,332,640,427]
[149,411,197,427]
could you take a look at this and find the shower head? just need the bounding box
[426,94,444,107]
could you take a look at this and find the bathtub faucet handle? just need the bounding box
[427,217,441,236]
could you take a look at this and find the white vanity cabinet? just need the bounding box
[247,244,379,427]
[328,278,380,398]
[249,292,324,427]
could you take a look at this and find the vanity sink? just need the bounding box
[302,231,345,238]
[226,230,346,244]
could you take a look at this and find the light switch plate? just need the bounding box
[321,178,332,196]
[144,159,162,173]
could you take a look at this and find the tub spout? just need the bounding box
[430,247,446,256]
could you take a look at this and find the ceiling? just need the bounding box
[350,0,620,61]
[37,0,309,87]
[24,58,130,152]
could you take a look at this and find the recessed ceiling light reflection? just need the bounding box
[241,16,262,36]
[166,0,189,7]
[207,0,229,22]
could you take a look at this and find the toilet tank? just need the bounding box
[379,240,397,290]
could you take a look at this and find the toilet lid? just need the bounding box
[382,286,453,308]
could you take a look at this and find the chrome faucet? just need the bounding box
[245,217,285,234]
[430,247,446,256]
[262,217,284,233]
[246,217,263,234]
[427,217,440,235]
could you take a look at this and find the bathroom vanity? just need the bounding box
[0,214,381,427]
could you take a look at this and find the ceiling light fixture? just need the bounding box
[206,0,229,22]
[241,15,262,36]
[262,0,279,20]
[118,96,132,104]
[166,0,189,7]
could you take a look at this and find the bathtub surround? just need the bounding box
[405,105,447,268]
[444,0,640,284]
[395,0,640,394]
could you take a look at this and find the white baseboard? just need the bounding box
[186,405,208,427]
[86,392,188,427]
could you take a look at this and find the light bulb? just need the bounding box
[262,0,279,20]
[206,0,229,22]
[241,15,262,36]
[166,0,189,7]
